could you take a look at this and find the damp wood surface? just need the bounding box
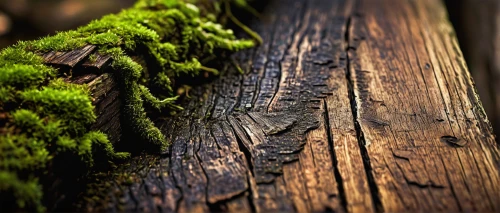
[42,0,500,212]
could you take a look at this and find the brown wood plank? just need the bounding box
[347,0,500,212]
[43,45,96,67]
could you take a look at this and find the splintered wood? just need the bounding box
[42,44,122,147]
[44,0,500,212]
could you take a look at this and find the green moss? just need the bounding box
[0,172,44,213]
[87,53,98,63]
[30,31,86,52]
[140,85,183,110]
[21,87,95,135]
[0,64,55,89]
[80,131,131,167]
[0,134,50,171]
[0,86,16,103]
[0,0,258,211]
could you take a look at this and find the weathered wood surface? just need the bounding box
[347,0,500,211]
[446,0,500,139]
[43,0,500,212]
[42,45,122,144]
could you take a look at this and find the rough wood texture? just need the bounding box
[348,0,499,211]
[43,0,500,212]
[42,45,122,144]
[446,0,500,139]
[43,45,97,68]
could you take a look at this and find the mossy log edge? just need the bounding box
[0,0,259,211]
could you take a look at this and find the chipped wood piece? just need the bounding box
[42,45,96,67]
[232,108,320,184]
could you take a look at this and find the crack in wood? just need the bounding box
[230,107,320,183]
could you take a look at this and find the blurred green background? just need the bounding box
[0,0,134,48]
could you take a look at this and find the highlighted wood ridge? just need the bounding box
[0,0,259,211]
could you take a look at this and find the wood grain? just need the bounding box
[446,0,500,139]
[43,45,96,68]
[41,0,500,212]
[42,45,123,144]
[347,0,500,211]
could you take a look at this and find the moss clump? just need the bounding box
[0,0,258,211]
[0,171,44,213]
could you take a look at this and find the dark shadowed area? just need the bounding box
[446,0,500,138]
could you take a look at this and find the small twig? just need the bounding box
[225,0,263,44]
[231,57,244,74]
[200,65,220,75]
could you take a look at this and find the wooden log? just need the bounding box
[44,0,500,212]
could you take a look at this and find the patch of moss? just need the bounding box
[0,172,44,213]
[0,46,45,66]
[0,64,55,89]
[0,0,258,211]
